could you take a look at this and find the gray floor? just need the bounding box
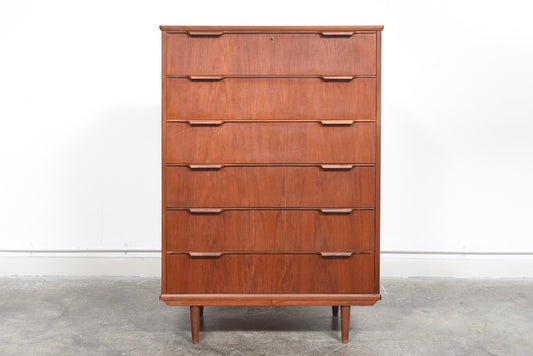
[0,278,532,356]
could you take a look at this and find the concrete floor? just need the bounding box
[0,278,532,355]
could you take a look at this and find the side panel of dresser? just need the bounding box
[374,31,382,294]
[161,31,168,294]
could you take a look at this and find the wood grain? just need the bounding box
[166,121,376,164]
[374,30,382,294]
[160,25,383,342]
[190,306,200,343]
[166,33,376,76]
[161,31,168,294]
[166,77,376,120]
[161,293,381,306]
[166,209,375,252]
[166,166,375,208]
[341,306,350,343]
[166,253,375,294]
[160,26,384,32]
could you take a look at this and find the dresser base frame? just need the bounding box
[161,294,381,343]
[161,293,381,306]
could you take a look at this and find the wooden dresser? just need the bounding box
[160,26,383,343]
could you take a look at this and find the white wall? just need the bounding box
[1,0,532,276]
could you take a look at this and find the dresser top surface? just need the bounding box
[160,25,384,32]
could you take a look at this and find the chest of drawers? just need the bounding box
[160,26,383,343]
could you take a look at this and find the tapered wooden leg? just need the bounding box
[332,306,339,317]
[341,306,350,343]
[199,306,204,317]
[190,306,201,343]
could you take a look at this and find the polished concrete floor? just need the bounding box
[0,277,532,355]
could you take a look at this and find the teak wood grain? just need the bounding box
[166,77,376,120]
[166,209,375,252]
[190,306,200,343]
[341,306,351,343]
[166,253,375,294]
[374,30,382,294]
[161,31,168,294]
[160,25,382,343]
[161,294,380,306]
[166,166,375,208]
[160,25,384,31]
[166,121,376,164]
[166,33,376,76]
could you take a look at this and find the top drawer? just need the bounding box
[165,33,376,76]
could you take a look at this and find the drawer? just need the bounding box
[166,33,376,76]
[167,121,376,164]
[166,209,375,252]
[166,253,375,294]
[166,166,375,208]
[166,77,376,120]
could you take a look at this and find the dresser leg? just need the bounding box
[341,306,350,343]
[190,306,201,343]
[332,306,339,317]
[199,306,204,317]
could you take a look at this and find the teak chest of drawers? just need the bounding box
[160,25,383,343]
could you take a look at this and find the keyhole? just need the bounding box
[270,36,274,43]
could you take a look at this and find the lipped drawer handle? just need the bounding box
[321,76,355,81]
[188,164,223,170]
[319,120,354,126]
[320,31,354,37]
[320,208,353,214]
[189,76,225,81]
[187,31,224,37]
[320,164,353,170]
[188,252,223,257]
[320,252,353,257]
[187,120,224,126]
[188,208,223,214]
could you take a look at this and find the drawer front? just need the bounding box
[167,122,376,164]
[167,77,376,120]
[166,209,375,252]
[166,253,375,294]
[166,33,376,76]
[166,166,375,208]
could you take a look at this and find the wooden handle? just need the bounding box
[188,252,223,257]
[188,208,223,214]
[187,120,224,126]
[320,208,353,214]
[320,31,354,37]
[187,31,224,37]
[188,164,223,170]
[321,76,355,81]
[320,164,353,170]
[319,120,354,126]
[320,252,353,257]
[189,76,224,81]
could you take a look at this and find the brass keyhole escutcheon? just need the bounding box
[270,36,274,43]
